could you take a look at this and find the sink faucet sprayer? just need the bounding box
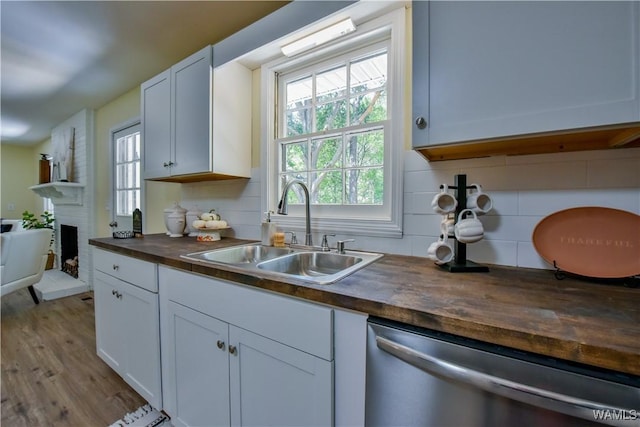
[277,179,312,246]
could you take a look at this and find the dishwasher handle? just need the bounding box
[376,335,632,427]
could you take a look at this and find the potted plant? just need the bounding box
[22,210,55,269]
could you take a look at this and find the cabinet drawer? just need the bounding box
[160,266,333,361]
[94,248,158,292]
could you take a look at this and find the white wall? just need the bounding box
[178,146,640,270]
[50,109,95,284]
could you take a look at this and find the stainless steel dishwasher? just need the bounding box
[366,318,640,427]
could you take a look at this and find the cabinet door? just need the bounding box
[229,326,333,427]
[94,272,125,372]
[94,271,162,408]
[141,69,172,179]
[163,301,230,427]
[120,279,162,409]
[413,1,640,147]
[171,46,212,177]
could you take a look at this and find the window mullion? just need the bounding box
[311,71,317,135]
[346,61,352,127]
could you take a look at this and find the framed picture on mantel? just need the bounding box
[52,127,75,182]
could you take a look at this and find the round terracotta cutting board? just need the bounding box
[532,207,640,278]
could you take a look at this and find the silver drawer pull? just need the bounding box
[112,264,119,271]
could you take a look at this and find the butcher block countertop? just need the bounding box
[89,234,640,377]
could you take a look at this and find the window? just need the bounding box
[262,7,406,237]
[43,197,54,215]
[114,125,141,216]
[279,49,388,207]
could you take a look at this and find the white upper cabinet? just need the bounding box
[141,70,171,179]
[412,1,640,160]
[141,46,252,182]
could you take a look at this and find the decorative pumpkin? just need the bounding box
[205,220,228,229]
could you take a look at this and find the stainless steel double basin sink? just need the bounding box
[182,244,383,285]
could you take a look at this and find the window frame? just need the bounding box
[109,119,144,233]
[113,124,142,217]
[276,42,390,217]
[260,7,406,238]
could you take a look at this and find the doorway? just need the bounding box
[110,120,143,233]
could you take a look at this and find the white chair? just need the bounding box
[1,228,53,304]
[0,219,24,233]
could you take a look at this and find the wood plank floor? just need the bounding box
[1,289,146,427]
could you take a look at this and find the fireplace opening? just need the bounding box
[60,224,79,278]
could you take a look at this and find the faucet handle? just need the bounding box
[284,231,297,245]
[336,239,355,254]
[321,234,336,251]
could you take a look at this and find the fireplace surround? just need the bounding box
[31,109,94,300]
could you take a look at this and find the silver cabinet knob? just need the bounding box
[229,345,237,355]
[415,116,427,129]
[112,264,119,271]
[112,289,117,296]
[216,340,225,350]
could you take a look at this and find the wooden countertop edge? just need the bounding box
[89,238,640,377]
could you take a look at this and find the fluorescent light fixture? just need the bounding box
[281,18,356,57]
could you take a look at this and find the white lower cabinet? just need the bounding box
[164,301,230,427]
[230,325,332,426]
[159,266,336,427]
[93,249,161,409]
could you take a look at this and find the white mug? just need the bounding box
[441,218,455,237]
[427,234,454,265]
[466,183,493,215]
[431,184,458,215]
[455,209,484,243]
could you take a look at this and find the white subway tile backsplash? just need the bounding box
[403,192,414,214]
[517,242,552,270]
[182,148,639,272]
[411,235,435,258]
[482,215,541,242]
[403,170,434,193]
[586,158,640,188]
[458,166,511,192]
[507,146,640,164]
[505,162,588,190]
[412,192,436,215]
[467,240,518,266]
[404,150,429,172]
[518,189,638,216]
[403,213,442,237]
[481,191,518,216]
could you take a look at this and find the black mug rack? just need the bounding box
[439,174,489,273]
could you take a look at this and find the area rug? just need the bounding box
[108,403,170,427]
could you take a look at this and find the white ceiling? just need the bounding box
[0,0,288,146]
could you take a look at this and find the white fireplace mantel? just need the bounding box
[30,182,84,206]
